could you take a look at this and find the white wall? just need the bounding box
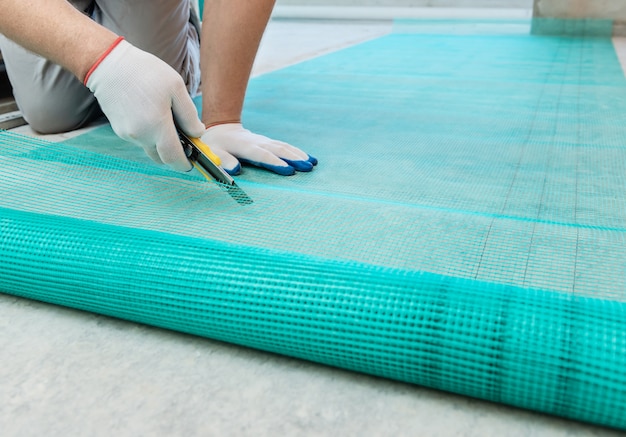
[532,0,626,35]
[533,0,626,20]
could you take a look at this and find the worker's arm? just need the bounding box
[0,0,116,83]
[0,0,205,172]
[199,0,317,176]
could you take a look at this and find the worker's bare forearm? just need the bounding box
[200,0,276,126]
[0,0,118,81]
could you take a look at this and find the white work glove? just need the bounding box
[201,123,318,176]
[85,38,205,172]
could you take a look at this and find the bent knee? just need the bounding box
[19,94,101,134]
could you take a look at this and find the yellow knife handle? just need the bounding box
[189,136,222,167]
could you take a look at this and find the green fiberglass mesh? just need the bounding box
[1,19,626,429]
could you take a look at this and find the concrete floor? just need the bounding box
[2,9,626,437]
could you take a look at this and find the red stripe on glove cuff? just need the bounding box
[83,36,125,85]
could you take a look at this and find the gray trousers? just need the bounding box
[0,0,201,133]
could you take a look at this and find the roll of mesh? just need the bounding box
[2,19,626,429]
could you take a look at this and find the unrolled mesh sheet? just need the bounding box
[1,19,626,429]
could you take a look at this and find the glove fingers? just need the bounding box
[212,139,295,175]
[251,146,300,175]
[282,158,314,172]
[142,144,164,165]
[211,146,242,175]
[239,158,296,176]
[171,89,206,138]
[257,140,315,172]
[201,123,317,176]
[155,122,193,172]
[262,139,310,162]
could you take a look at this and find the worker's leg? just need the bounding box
[0,1,102,133]
[94,0,201,96]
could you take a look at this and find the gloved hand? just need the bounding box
[201,123,318,176]
[84,37,205,172]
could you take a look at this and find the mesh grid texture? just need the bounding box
[1,19,626,429]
